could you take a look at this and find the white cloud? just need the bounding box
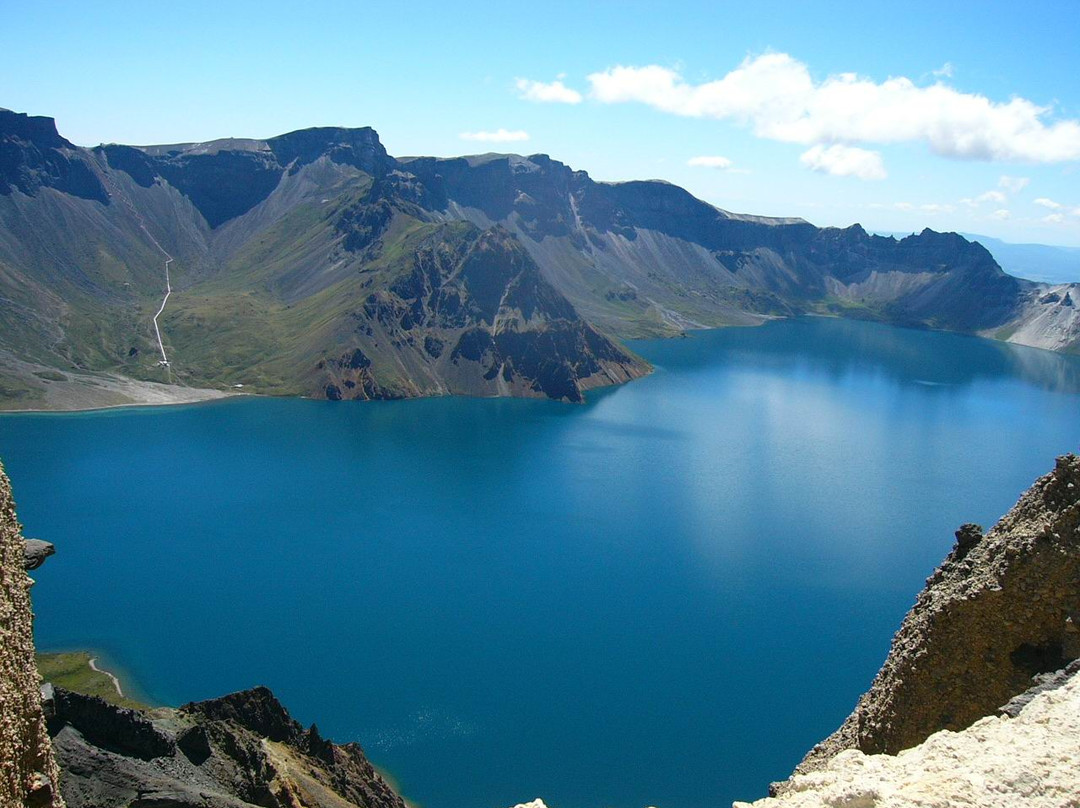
[975,190,1008,204]
[920,203,956,214]
[687,156,751,174]
[1034,197,1062,209]
[992,209,1012,220]
[882,201,954,214]
[688,155,733,169]
[1043,213,1066,224]
[587,54,1080,162]
[999,175,1030,193]
[933,62,955,78]
[458,128,530,143]
[515,78,583,104]
[799,144,887,180]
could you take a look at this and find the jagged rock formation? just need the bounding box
[47,685,408,808]
[1,108,1074,409]
[308,222,646,403]
[736,663,1080,808]
[792,454,1080,778]
[0,460,64,807]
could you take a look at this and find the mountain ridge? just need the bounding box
[1,109,1076,409]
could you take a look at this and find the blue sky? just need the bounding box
[4,0,1080,245]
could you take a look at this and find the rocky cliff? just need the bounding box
[47,685,408,808]
[737,660,1080,808]
[758,454,1080,802]
[987,282,1080,353]
[0,460,64,807]
[0,109,106,202]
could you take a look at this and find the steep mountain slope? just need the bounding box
[986,281,1080,352]
[402,154,1034,340]
[0,110,646,405]
[0,108,1073,408]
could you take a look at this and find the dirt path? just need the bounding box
[152,255,173,364]
[99,167,175,366]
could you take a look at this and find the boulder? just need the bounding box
[23,539,55,571]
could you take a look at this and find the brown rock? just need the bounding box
[793,454,1080,780]
[0,460,65,807]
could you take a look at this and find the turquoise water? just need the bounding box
[2,317,1079,808]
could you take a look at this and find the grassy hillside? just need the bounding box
[37,652,149,710]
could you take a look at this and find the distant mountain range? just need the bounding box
[1,108,1077,407]
[877,231,1080,285]
[958,234,1080,285]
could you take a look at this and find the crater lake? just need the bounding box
[2,317,1079,808]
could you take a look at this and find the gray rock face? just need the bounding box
[49,686,408,808]
[52,688,174,760]
[0,109,107,202]
[792,454,1080,780]
[23,539,55,571]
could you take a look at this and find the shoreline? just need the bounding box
[87,657,125,698]
[0,389,246,416]
[37,649,156,708]
[3,316,1078,416]
[372,764,422,808]
[0,348,242,414]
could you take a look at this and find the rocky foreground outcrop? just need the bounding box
[0,460,64,807]
[750,454,1080,805]
[737,661,1080,808]
[47,685,408,808]
[798,454,1080,769]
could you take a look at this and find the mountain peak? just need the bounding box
[0,109,73,149]
[0,109,105,201]
[268,125,389,174]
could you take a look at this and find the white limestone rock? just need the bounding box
[735,669,1080,808]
